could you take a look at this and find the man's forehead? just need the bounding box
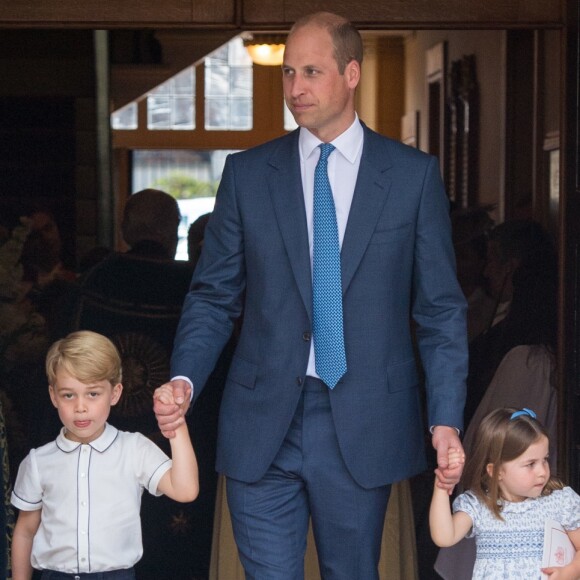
[284,34,336,68]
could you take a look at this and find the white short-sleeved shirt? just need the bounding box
[11,423,171,574]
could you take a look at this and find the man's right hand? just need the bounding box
[153,379,192,439]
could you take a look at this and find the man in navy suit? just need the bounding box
[155,11,467,579]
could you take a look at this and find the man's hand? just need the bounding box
[153,379,192,439]
[432,425,465,495]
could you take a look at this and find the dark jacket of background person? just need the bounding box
[463,219,558,430]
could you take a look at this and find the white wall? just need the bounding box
[404,30,506,214]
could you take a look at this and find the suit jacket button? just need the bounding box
[302,332,311,341]
[296,377,303,386]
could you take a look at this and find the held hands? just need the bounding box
[432,426,465,495]
[153,379,192,439]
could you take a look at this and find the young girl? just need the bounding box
[430,407,580,579]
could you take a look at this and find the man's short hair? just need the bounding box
[289,11,363,74]
[121,189,180,254]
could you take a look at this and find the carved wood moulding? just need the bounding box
[0,0,563,28]
[446,54,479,208]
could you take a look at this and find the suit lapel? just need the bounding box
[266,127,394,314]
[267,132,313,318]
[341,129,393,294]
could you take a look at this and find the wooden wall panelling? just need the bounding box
[504,30,535,219]
[0,96,78,267]
[243,0,563,27]
[0,0,564,28]
[0,0,235,26]
[376,36,405,140]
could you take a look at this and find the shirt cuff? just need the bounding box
[171,376,194,401]
[430,425,461,435]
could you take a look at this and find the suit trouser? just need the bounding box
[226,377,391,580]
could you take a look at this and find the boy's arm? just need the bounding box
[155,421,199,502]
[12,509,41,580]
[154,384,199,502]
[429,482,473,548]
[541,527,580,579]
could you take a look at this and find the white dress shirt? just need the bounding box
[177,116,364,392]
[11,423,171,574]
[300,116,364,378]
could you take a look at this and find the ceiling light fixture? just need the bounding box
[243,34,286,66]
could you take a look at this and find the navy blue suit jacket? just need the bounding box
[171,124,468,489]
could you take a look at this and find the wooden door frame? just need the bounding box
[561,0,579,487]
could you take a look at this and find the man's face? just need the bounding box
[282,24,359,142]
[484,240,514,301]
[31,211,61,249]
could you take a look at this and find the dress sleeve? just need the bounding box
[557,487,580,531]
[452,491,480,538]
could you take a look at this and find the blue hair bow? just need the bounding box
[510,408,537,421]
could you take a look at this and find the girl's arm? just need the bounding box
[12,509,41,580]
[430,446,472,547]
[429,482,473,547]
[542,527,580,579]
[154,385,199,502]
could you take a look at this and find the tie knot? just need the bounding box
[318,143,335,163]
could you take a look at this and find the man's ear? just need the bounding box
[345,60,360,89]
[110,383,123,406]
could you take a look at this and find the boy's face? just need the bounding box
[49,368,122,444]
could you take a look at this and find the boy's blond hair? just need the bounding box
[46,331,122,386]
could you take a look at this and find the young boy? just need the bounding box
[11,330,199,580]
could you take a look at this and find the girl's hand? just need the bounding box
[434,447,465,487]
[543,528,580,579]
[447,447,465,470]
[542,564,580,579]
[432,428,465,494]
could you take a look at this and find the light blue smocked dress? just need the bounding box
[453,486,580,579]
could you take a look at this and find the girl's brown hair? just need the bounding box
[462,407,562,519]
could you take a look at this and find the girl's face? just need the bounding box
[493,435,550,502]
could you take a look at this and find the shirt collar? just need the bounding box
[56,422,119,453]
[299,114,364,164]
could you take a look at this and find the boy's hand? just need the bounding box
[153,379,191,438]
[154,384,177,405]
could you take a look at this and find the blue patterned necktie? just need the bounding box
[312,143,347,389]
